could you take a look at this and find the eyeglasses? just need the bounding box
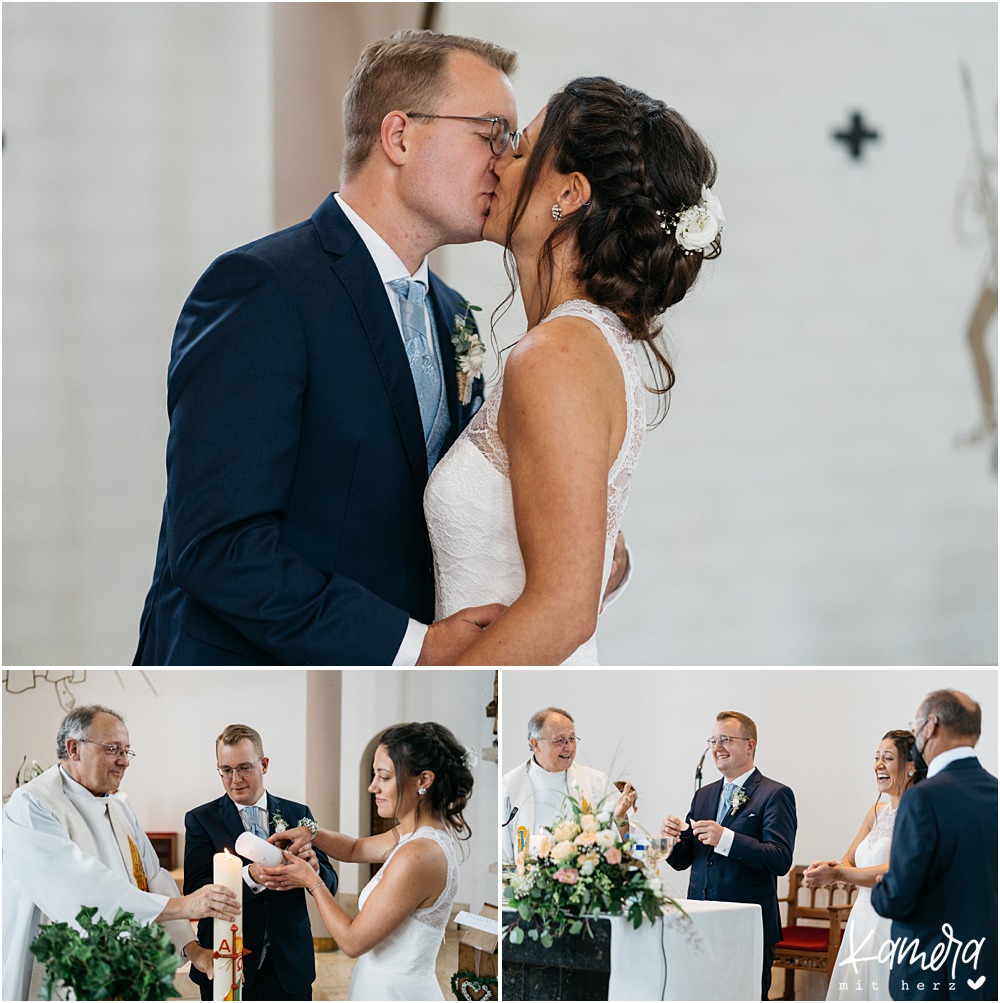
[217,761,262,779]
[539,735,579,748]
[707,735,749,747]
[406,113,521,157]
[78,739,136,760]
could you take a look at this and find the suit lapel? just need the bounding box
[216,795,247,849]
[724,768,760,827]
[312,195,429,488]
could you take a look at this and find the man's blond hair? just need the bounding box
[341,29,517,180]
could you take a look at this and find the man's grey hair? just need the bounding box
[55,704,125,761]
[921,690,982,741]
[527,707,574,745]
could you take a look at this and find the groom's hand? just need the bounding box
[602,531,629,605]
[691,819,724,846]
[417,604,505,665]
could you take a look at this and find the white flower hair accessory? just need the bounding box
[462,746,479,771]
[658,185,726,256]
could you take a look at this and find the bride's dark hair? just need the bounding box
[501,76,720,421]
[379,722,473,840]
[882,729,923,796]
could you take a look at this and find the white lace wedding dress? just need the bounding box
[826,804,896,1001]
[348,826,458,1001]
[425,300,644,664]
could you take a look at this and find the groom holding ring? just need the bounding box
[661,711,797,1000]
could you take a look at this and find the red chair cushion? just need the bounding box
[776,926,830,951]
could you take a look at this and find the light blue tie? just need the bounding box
[389,278,444,451]
[716,782,736,824]
[243,806,267,840]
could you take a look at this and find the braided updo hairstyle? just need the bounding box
[504,76,720,412]
[379,722,474,840]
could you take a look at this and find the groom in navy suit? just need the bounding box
[871,689,997,1001]
[184,725,337,1000]
[134,31,518,665]
[662,711,797,1000]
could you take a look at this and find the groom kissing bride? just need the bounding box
[135,27,723,666]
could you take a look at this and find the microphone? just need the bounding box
[502,806,518,827]
[694,742,709,792]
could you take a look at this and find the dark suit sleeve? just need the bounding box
[667,795,700,871]
[183,808,217,957]
[728,784,796,876]
[183,808,215,896]
[870,786,933,921]
[165,250,408,664]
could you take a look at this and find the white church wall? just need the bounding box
[2,2,273,664]
[337,669,499,912]
[0,669,308,834]
[440,1,998,664]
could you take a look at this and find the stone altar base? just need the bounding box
[501,909,612,1001]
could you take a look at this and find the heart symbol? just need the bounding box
[461,981,494,1002]
[968,976,985,991]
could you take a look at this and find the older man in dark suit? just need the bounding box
[872,689,997,1001]
[134,30,518,665]
[184,724,337,1001]
[662,710,797,1000]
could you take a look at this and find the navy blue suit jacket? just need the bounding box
[667,768,797,947]
[870,756,998,1000]
[135,194,483,664]
[184,792,337,1000]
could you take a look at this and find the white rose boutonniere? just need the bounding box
[452,301,485,405]
[271,812,288,833]
[729,788,749,816]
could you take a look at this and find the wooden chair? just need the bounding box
[772,865,857,1000]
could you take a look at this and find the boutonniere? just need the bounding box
[452,301,485,405]
[270,812,319,836]
[729,789,749,816]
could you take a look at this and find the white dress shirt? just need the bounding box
[714,766,756,857]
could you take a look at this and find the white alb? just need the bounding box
[424,300,645,664]
[348,826,459,1000]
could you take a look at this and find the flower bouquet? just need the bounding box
[503,794,685,949]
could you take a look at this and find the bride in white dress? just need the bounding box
[804,730,920,1001]
[424,76,724,665]
[258,722,472,1000]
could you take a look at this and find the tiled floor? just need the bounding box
[173,924,462,1001]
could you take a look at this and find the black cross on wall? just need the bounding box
[833,111,880,159]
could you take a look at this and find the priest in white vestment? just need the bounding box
[2,704,241,1002]
[501,706,636,864]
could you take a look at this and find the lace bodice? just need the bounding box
[424,300,645,664]
[862,803,896,857]
[359,826,458,931]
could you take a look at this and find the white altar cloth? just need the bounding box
[608,899,762,1001]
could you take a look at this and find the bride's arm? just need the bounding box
[271,825,399,865]
[261,840,447,957]
[804,805,883,887]
[456,319,618,665]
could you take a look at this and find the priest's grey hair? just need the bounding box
[56,704,125,760]
[527,707,575,745]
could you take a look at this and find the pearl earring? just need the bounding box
[551,203,562,221]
